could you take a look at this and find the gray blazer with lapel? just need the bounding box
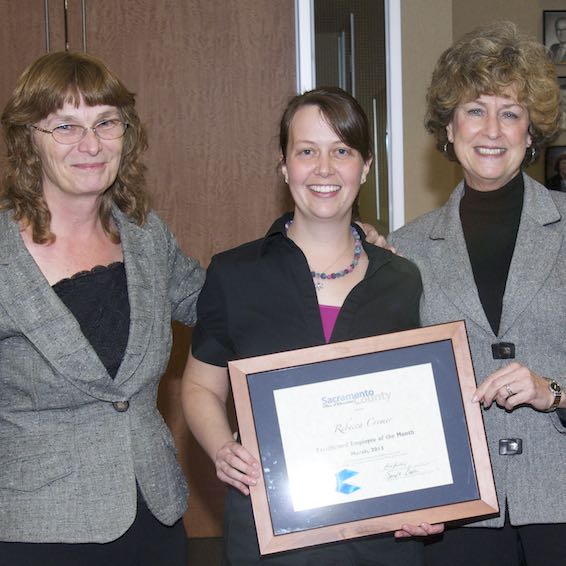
[390,173,566,527]
[0,207,204,543]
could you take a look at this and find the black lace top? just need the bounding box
[52,262,130,379]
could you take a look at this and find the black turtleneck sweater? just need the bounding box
[459,173,524,335]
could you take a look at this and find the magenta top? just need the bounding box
[319,304,341,343]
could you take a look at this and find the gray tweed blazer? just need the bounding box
[390,173,566,527]
[0,207,204,543]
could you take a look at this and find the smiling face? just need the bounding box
[446,92,532,192]
[281,105,371,224]
[32,99,124,204]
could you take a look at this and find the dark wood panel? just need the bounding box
[77,0,296,260]
[0,0,66,103]
[76,0,296,537]
[0,0,66,166]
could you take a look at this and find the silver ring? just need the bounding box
[504,384,514,399]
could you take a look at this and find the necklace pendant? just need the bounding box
[307,225,361,293]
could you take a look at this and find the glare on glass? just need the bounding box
[29,119,128,144]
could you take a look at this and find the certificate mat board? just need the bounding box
[228,321,498,555]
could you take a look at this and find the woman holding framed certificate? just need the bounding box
[182,87,442,565]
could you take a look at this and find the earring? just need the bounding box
[525,146,536,164]
[442,142,449,154]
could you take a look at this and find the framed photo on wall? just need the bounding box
[544,11,566,65]
[545,145,566,191]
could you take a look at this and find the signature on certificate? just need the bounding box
[383,460,433,481]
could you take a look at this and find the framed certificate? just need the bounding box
[228,321,498,555]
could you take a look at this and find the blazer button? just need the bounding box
[112,400,130,412]
[499,438,522,455]
[491,342,515,359]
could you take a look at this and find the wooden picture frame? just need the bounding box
[228,321,498,555]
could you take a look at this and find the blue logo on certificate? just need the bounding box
[335,468,360,495]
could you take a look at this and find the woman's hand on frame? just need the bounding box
[215,440,260,496]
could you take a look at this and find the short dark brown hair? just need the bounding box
[279,86,373,164]
[1,50,149,243]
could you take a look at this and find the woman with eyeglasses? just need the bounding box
[0,51,204,565]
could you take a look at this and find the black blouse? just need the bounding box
[53,262,130,379]
[192,214,422,366]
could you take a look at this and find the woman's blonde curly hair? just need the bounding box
[426,20,561,164]
[0,51,149,244]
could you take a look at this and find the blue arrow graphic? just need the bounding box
[335,468,360,494]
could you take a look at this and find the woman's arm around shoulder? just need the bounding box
[356,221,397,253]
[148,212,205,326]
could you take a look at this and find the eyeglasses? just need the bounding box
[29,119,128,145]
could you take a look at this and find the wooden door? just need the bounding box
[61,0,296,537]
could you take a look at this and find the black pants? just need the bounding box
[0,491,187,566]
[222,487,424,566]
[424,511,566,566]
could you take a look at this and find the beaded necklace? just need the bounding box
[284,220,362,290]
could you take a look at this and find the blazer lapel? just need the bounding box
[112,209,156,387]
[0,211,123,400]
[427,183,495,335]
[498,175,562,337]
